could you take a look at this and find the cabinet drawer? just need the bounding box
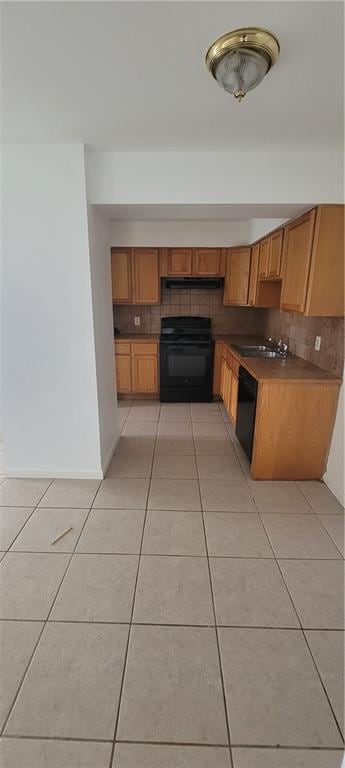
[131,342,158,356]
[115,341,131,355]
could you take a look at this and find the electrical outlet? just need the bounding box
[134,316,141,327]
[315,335,321,351]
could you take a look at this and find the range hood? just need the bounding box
[164,277,223,289]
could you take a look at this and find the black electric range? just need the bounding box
[159,317,214,402]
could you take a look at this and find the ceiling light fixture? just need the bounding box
[206,27,280,102]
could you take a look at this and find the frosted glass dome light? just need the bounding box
[206,27,280,102]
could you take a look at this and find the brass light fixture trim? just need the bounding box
[206,27,280,102]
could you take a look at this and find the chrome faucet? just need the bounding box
[268,337,289,358]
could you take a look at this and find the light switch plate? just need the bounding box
[314,335,321,351]
[134,316,141,326]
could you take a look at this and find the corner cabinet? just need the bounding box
[111,248,160,305]
[115,340,159,395]
[223,248,251,305]
[111,249,132,303]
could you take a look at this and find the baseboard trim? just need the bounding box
[5,469,104,480]
[101,434,120,477]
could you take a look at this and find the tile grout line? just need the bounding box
[0,479,102,739]
[108,400,160,768]
[0,477,56,553]
[253,495,345,745]
[194,411,234,768]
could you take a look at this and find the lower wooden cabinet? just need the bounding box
[229,372,238,424]
[115,340,159,395]
[219,345,238,425]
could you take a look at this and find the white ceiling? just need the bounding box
[96,203,307,220]
[3,1,344,151]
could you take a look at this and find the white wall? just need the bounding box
[324,377,345,506]
[2,144,104,477]
[86,150,344,205]
[87,204,119,469]
[110,219,251,247]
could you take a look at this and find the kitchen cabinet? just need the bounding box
[304,205,344,316]
[111,248,132,303]
[280,209,316,313]
[114,341,132,393]
[248,243,260,306]
[258,238,270,278]
[167,248,193,276]
[223,248,251,305]
[111,248,160,305]
[229,372,238,425]
[193,248,221,276]
[132,249,160,304]
[268,229,283,278]
[115,340,159,395]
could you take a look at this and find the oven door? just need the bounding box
[160,341,214,401]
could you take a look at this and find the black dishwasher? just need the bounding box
[236,366,258,461]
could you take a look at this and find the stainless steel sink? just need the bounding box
[232,344,282,359]
[240,350,281,358]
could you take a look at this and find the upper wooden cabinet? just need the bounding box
[111,248,132,303]
[258,238,270,278]
[268,229,284,278]
[304,205,344,317]
[111,247,160,305]
[280,209,317,313]
[223,248,251,305]
[167,248,193,276]
[132,249,160,304]
[248,243,260,306]
[193,248,221,276]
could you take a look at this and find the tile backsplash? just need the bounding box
[113,286,266,337]
[113,287,344,377]
[262,310,344,377]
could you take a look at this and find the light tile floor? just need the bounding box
[0,400,344,768]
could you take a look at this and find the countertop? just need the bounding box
[215,335,341,383]
[114,334,160,341]
[113,333,341,383]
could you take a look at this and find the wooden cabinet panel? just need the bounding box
[248,244,260,306]
[131,342,157,356]
[111,248,132,303]
[167,248,193,276]
[268,229,283,278]
[219,357,227,402]
[258,238,270,278]
[132,249,160,304]
[223,248,251,305]
[115,355,132,393]
[251,380,340,480]
[224,363,232,414]
[305,205,344,317]
[193,248,221,276]
[229,373,238,425]
[131,355,158,393]
[281,209,316,313]
[115,341,131,355]
[213,342,223,395]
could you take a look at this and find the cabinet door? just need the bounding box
[111,248,132,303]
[167,248,193,275]
[281,209,316,313]
[193,248,221,276]
[223,248,251,305]
[305,205,345,317]
[115,355,132,393]
[258,238,270,278]
[131,355,158,393]
[229,374,238,425]
[219,357,227,401]
[268,229,283,278]
[132,249,160,304]
[248,244,260,306]
[224,363,232,415]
